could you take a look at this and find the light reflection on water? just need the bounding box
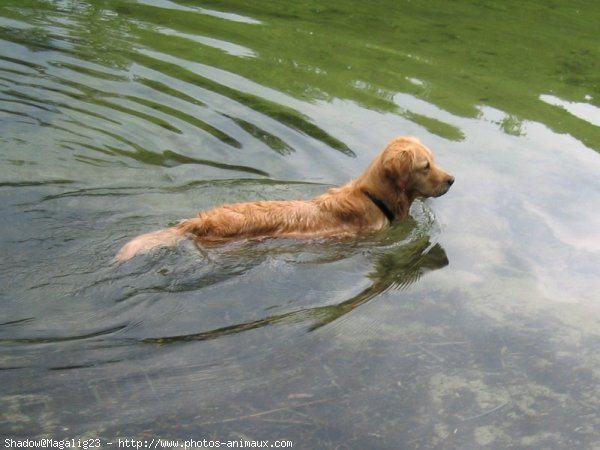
[1,0,600,447]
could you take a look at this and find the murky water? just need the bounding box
[1,1,600,448]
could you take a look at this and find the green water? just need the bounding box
[1,0,600,448]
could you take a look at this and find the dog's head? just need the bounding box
[380,136,454,199]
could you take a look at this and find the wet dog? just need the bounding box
[116,136,454,260]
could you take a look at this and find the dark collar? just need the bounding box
[362,189,395,223]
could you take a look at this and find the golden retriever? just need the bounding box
[116,136,454,261]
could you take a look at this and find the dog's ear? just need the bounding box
[384,149,414,190]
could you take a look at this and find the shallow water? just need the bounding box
[1,1,600,448]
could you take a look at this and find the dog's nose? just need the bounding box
[447,175,455,186]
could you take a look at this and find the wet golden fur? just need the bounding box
[116,136,454,261]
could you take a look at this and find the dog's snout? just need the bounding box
[447,175,455,186]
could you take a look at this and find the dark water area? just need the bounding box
[1,1,600,448]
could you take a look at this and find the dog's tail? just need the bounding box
[115,227,185,261]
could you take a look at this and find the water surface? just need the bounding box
[1,1,600,448]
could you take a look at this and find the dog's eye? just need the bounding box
[423,162,430,171]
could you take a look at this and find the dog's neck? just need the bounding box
[355,178,412,222]
[361,189,396,223]
[353,156,414,222]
